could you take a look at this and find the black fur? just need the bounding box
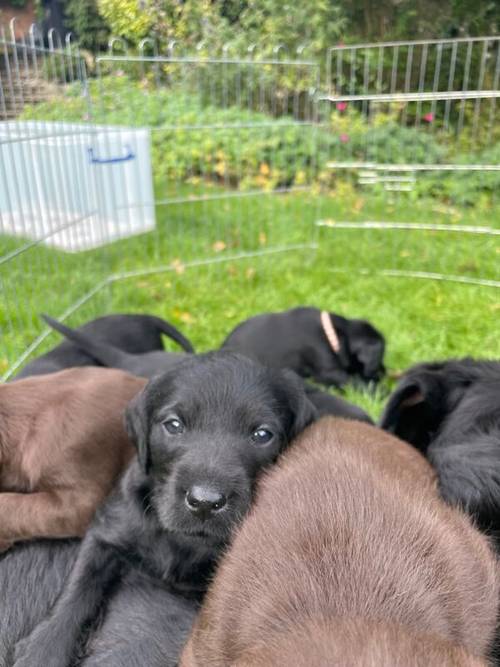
[42,315,186,379]
[380,358,500,542]
[14,313,194,380]
[79,570,198,667]
[304,384,373,424]
[221,306,385,388]
[13,352,316,667]
[0,540,79,665]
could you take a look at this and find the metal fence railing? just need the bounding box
[0,22,499,377]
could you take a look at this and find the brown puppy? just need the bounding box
[181,418,499,667]
[0,367,146,551]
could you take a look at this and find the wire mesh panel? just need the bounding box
[0,27,320,377]
[1,27,499,379]
[0,22,114,376]
[318,36,500,287]
[90,48,320,273]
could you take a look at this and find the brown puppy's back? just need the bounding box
[0,367,146,545]
[181,418,499,667]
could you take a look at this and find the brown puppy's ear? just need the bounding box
[379,371,447,452]
[281,370,318,441]
[124,388,151,474]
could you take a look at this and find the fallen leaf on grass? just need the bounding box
[170,259,185,275]
[179,312,195,324]
[246,267,256,280]
[457,262,478,274]
[258,232,267,246]
[212,240,226,252]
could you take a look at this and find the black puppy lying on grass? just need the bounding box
[43,314,373,423]
[15,313,194,380]
[222,306,385,389]
[380,357,500,545]
[42,314,186,379]
[14,352,315,667]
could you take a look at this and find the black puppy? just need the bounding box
[0,540,79,666]
[1,541,198,667]
[42,314,185,379]
[14,352,315,667]
[380,358,500,542]
[15,313,194,380]
[79,570,198,667]
[221,306,385,388]
[42,315,374,417]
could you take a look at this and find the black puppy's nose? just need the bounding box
[185,486,227,517]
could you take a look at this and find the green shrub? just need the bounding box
[20,75,497,207]
[21,77,325,190]
[416,143,500,207]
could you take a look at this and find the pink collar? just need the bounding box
[320,310,340,354]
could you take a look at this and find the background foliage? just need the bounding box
[20,76,500,210]
[59,0,500,52]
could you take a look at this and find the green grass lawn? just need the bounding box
[1,185,499,421]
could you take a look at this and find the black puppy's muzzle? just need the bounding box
[185,486,227,520]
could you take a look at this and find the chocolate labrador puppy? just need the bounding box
[14,313,194,380]
[380,358,500,545]
[14,352,315,667]
[221,307,385,388]
[0,368,146,551]
[182,418,499,666]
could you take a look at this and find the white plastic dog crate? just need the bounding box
[0,121,155,251]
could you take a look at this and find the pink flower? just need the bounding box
[336,101,348,112]
[423,112,434,122]
[340,133,350,143]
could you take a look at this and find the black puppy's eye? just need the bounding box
[163,418,185,435]
[251,428,274,445]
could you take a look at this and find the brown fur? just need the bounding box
[0,367,146,550]
[181,418,499,667]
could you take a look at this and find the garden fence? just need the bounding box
[0,21,499,377]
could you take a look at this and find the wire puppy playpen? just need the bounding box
[0,23,499,379]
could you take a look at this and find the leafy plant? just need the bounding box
[65,0,110,51]
[20,75,497,207]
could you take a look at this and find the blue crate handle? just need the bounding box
[88,144,135,165]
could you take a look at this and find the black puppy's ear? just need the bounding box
[379,371,447,452]
[125,388,151,474]
[281,370,318,439]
